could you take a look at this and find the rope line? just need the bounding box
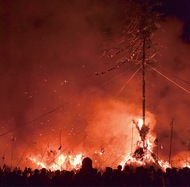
[89,64,138,94]
[147,64,190,94]
[115,65,141,97]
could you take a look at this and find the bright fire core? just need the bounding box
[26,114,170,172]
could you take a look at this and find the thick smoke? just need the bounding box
[0,0,190,168]
[150,18,190,164]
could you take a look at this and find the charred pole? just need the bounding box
[139,2,148,143]
[138,0,161,143]
[142,36,146,136]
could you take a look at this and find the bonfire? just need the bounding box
[121,119,171,171]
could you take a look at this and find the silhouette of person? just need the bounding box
[51,170,63,186]
[73,157,99,186]
[39,168,51,186]
[28,169,42,186]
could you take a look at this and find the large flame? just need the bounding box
[29,152,84,171]
[27,116,171,171]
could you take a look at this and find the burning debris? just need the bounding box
[122,119,170,170]
[132,119,150,160]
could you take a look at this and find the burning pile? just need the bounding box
[121,119,171,170]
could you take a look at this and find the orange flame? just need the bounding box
[29,153,83,171]
[27,115,171,171]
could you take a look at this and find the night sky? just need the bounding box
[0,0,190,169]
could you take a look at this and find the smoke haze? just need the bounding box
[0,0,190,168]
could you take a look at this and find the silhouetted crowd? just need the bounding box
[1,157,190,186]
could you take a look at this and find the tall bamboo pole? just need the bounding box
[142,37,146,132]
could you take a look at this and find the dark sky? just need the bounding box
[162,0,190,42]
[0,0,190,169]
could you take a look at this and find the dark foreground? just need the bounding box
[0,157,190,186]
